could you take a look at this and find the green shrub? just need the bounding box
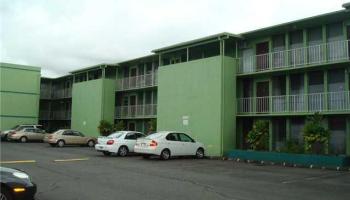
[97,120,114,136]
[303,113,329,154]
[246,120,269,151]
[279,140,304,154]
[114,120,125,131]
[147,119,157,134]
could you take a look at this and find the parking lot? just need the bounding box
[1,142,350,200]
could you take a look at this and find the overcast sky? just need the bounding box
[0,0,347,77]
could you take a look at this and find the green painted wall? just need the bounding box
[71,79,115,136]
[157,56,237,156]
[222,57,237,155]
[0,63,40,130]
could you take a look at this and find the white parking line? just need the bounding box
[0,160,36,164]
[53,158,89,162]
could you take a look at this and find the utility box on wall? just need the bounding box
[71,79,115,136]
[0,63,41,130]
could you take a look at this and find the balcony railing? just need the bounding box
[39,110,71,120]
[238,40,349,74]
[116,73,157,91]
[40,90,52,99]
[52,89,72,99]
[115,104,157,118]
[237,91,350,114]
[39,110,51,120]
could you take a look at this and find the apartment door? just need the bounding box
[128,122,136,131]
[129,68,137,88]
[129,95,136,117]
[256,42,269,71]
[256,81,269,112]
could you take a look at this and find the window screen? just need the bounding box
[327,23,343,41]
[290,30,303,45]
[308,27,322,44]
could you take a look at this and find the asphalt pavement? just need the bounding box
[1,142,350,200]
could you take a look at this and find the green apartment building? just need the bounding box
[0,63,41,130]
[1,4,350,157]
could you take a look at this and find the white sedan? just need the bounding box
[134,131,205,160]
[95,131,145,156]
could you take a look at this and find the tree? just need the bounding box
[114,120,125,131]
[246,120,269,151]
[303,113,329,154]
[147,119,157,134]
[97,120,113,136]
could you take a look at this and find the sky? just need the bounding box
[0,0,348,77]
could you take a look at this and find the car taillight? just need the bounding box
[150,140,157,147]
[107,140,114,145]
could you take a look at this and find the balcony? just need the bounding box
[116,73,157,91]
[237,40,349,74]
[40,90,52,99]
[39,110,71,120]
[237,91,350,115]
[52,89,72,99]
[39,110,51,120]
[115,104,157,119]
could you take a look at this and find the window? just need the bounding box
[328,69,345,92]
[135,133,145,138]
[125,133,137,140]
[63,131,73,136]
[165,133,178,141]
[25,128,35,133]
[178,133,194,143]
[329,117,346,155]
[308,27,323,44]
[35,129,45,133]
[308,71,324,93]
[72,131,83,137]
[290,118,304,145]
[327,23,343,41]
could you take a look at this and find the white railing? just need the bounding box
[51,89,72,99]
[52,111,71,120]
[39,111,71,120]
[115,104,157,118]
[237,91,350,114]
[40,90,52,99]
[116,73,157,91]
[39,111,51,120]
[237,40,349,74]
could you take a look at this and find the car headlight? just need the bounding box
[13,172,29,179]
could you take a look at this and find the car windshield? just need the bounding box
[108,132,124,138]
[145,133,163,139]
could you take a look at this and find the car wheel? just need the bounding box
[20,136,28,143]
[57,140,65,147]
[196,148,205,159]
[3,134,8,141]
[0,186,13,200]
[160,149,171,160]
[87,140,95,147]
[118,146,129,157]
[103,151,111,156]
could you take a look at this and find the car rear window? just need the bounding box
[145,133,163,139]
[108,132,124,138]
